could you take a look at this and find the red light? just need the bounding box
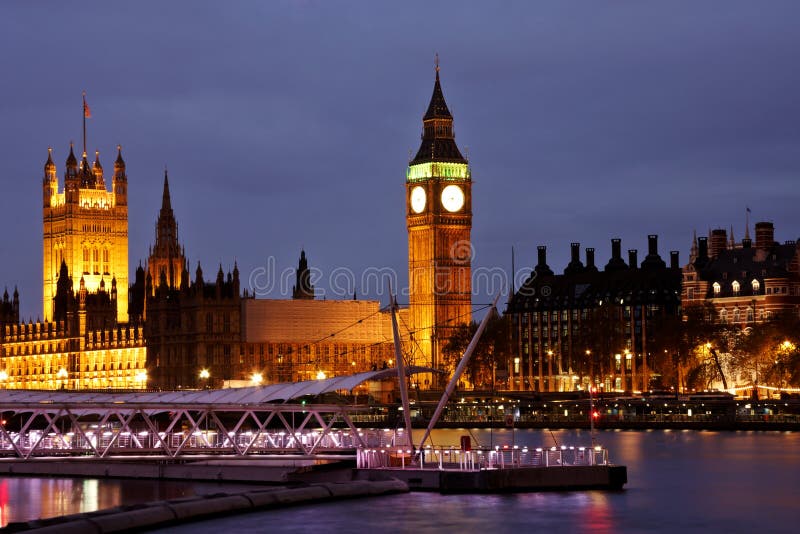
[0,420,5,425]
[592,411,600,419]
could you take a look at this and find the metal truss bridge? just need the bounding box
[0,370,411,460]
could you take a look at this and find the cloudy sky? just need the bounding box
[1,1,799,319]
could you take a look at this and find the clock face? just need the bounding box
[410,186,426,214]
[441,185,465,212]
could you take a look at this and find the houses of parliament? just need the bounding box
[0,66,473,391]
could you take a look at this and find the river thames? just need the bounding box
[1,429,797,532]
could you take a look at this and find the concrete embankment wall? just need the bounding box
[0,458,325,483]
[4,479,408,533]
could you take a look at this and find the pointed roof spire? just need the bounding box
[423,53,453,120]
[45,147,55,173]
[410,56,466,165]
[66,142,78,168]
[93,149,102,171]
[162,168,172,211]
[745,207,751,241]
[114,144,125,170]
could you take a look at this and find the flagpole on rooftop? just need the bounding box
[82,91,90,155]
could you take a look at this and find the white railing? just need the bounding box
[356,444,609,470]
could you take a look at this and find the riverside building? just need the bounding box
[506,237,682,393]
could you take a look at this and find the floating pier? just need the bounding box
[355,444,627,493]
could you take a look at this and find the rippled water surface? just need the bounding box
[2,429,797,533]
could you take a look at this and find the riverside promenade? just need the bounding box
[353,395,800,432]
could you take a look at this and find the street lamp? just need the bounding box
[199,368,210,389]
[316,370,327,380]
[251,372,263,385]
[135,370,148,386]
[0,370,7,386]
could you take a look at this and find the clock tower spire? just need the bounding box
[406,59,472,387]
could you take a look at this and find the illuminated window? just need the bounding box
[102,249,110,275]
[83,248,90,274]
[732,281,740,295]
[92,248,100,275]
[752,279,760,293]
[733,308,740,323]
[719,309,727,323]
[712,282,721,295]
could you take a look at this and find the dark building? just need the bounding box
[506,236,682,393]
[292,249,314,300]
[145,262,241,389]
[141,174,241,389]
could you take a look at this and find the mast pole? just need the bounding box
[389,287,413,446]
[417,292,501,452]
[82,91,87,155]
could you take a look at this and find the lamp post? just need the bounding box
[585,349,591,391]
[0,370,8,388]
[547,350,554,392]
[251,372,263,386]
[624,349,632,393]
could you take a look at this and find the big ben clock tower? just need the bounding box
[407,60,472,385]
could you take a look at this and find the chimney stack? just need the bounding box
[628,249,638,269]
[586,248,596,271]
[605,238,627,271]
[755,222,775,251]
[696,237,709,266]
[534,245,554,277]
[710,229,727,258]
[670,251,679,269]
[564,242,585,275]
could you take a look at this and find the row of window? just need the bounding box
[710,279,794,296]
[82,247,111,276]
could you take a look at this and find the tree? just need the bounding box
[441,313,510,389]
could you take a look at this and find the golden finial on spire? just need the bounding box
[434,52,439,73]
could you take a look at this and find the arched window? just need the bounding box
[752,279,760,293]
[732,281,740,295]
[83,247,90,274]
[733,308,740,323]
[719,309,727,323]
[102,248,110,275]
[713,282,721,295]
[92,248,100,275]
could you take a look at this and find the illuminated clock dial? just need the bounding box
[441,185,464,212]
[410,186,426,213]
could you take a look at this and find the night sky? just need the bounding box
[2,1,799,320]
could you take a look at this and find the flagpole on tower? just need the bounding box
[82,91,91,155]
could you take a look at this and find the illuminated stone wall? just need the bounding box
[0,321,146,390]
[43,147,129,323]
[240,299,409,385]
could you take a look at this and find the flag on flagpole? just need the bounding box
[83,98,91,119]
[746,206,751,213]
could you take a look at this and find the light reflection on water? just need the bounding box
[1,430,798,533]
[159,429,800,534]
[0,477,264,527]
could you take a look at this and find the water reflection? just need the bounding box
[2,430,799,532]
[0,477,265,527]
